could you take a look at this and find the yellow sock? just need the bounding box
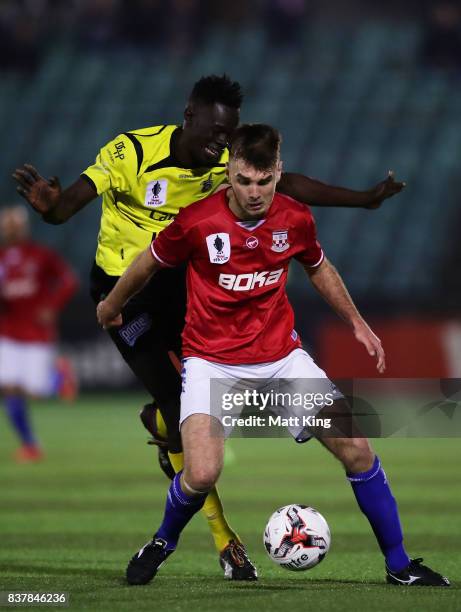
[155,406,168,439]
[201,487,240,552]
[168,451,240,552]
[167,450,184,473]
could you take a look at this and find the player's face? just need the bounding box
[0,208,29,245]
[183,102,239,166]
[227,158,282,220]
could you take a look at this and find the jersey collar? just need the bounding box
[221,189,280,229]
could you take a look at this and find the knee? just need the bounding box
[336,438,374,474]
[184,464,221,493]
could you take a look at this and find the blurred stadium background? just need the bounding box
[1,0,461,387]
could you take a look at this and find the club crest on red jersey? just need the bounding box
[271,230,289,253]
[206,233,231,264]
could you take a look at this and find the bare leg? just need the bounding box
[319,436,374,474]
[181,414,225,494]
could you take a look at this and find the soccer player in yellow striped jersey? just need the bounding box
[14,74,405,582]
[82,124,230,277]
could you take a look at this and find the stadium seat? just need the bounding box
[1,22,459,299]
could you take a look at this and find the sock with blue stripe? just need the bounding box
[347,455,410,572]
[4,395,36,445]
[156,471,207,551]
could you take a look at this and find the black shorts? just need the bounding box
[90,261,187,452]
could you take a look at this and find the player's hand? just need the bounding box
[12,164,62,214]
[353,321,386,373]
[96,299,123,330]
[366,171,406,209]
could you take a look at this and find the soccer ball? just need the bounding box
[263,504,331,571]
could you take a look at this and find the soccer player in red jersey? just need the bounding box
[0,205,78,461]
[97,124,449,588]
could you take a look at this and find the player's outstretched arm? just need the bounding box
[305,258,386,372]
[277,170,405,209]
[96,247,162,329]
[13,164,96,224]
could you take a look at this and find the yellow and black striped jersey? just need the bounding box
[82,125,228,276]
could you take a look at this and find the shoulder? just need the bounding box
[97,126,176,177]
[94,132,139,177]
[125,125,174,153]
[125,125,171,139]
[273,192,315,222]
[176,191,225,227]
[125,125,177,175]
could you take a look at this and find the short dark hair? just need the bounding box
[229,124,281,170]
[189,74,243,109]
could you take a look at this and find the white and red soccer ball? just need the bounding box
[264,504,331,571]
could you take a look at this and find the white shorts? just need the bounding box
[180,348,343,440]
[0,337,55,396]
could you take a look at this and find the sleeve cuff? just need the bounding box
[150,243,175,267]
[307,250,324,268]
[80,173,98,194]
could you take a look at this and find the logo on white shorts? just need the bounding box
[271,230,289,253]
[206,233,231,264]
[145,180,168,208]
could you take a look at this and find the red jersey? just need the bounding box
[152,190,324,364]
[0,240,78,343]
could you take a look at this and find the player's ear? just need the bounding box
[183,105,194,127]
[275,160,283,183]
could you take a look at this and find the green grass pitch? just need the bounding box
[1,394,459,611]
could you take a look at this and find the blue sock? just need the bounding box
[347,455,410,573]
[156,471,207,551]
[4,395,36,445]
